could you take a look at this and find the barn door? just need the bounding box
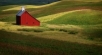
[16,16,21,25]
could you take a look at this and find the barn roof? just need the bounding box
[16,10,25,16]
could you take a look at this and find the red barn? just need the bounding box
[16,7,40,26]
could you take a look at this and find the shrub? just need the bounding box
[33,29,44,32]
[59,28,68,32]
[68,30,78,34]
[59,28,79,34]
[18,28,43,32]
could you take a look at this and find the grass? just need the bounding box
[15,22,80,34]
[0,16,15,22]
[2,1,61,11]
[0,30,102,55]
[0,1,102,54]
[17,28,46,32]
[80,25,102,41]
[37,9,92,23]
[0,1,102,22]
[37,11,68,22]
[32,1,102,18]
[47,10,102,25]
[84,29,102,41]
[0,21,102,42]
[0,0,60,6]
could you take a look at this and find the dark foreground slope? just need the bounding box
[0,0,59,5]
[0,30,102,55]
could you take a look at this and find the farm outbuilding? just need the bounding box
[16,7,40,26]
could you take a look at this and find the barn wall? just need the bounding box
[20,11,40,26]
[21,12,27,25]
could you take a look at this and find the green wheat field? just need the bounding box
[0,0,102,55]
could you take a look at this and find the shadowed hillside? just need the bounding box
[0,30,102,55]
[61,0,102,2]
[0,0,60,6]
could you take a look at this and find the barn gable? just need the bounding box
[16,7,40,26]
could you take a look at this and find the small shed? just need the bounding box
[16,7,40,26]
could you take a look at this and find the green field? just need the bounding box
[0,1,102,22]
[47,10,102,25]
[0,30,102,55]
[0,0,102,55]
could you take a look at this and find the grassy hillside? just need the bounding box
[45,9,102,41]
[0,0,102,55]
[47,10,102,25]
[0,30,102,55]
[32,1,102,18]
[0,0,59,5]
[0,1,102,22]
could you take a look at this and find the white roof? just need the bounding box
[16,10,25,16]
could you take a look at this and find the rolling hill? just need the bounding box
[0,1,102,22]
[0,30,102,55]
[47,9,102,25]
[0,0,59,5]
[0,0,102,55]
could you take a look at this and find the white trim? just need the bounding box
[21,6,25,11]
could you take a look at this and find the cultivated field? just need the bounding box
[0,0,102,55]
